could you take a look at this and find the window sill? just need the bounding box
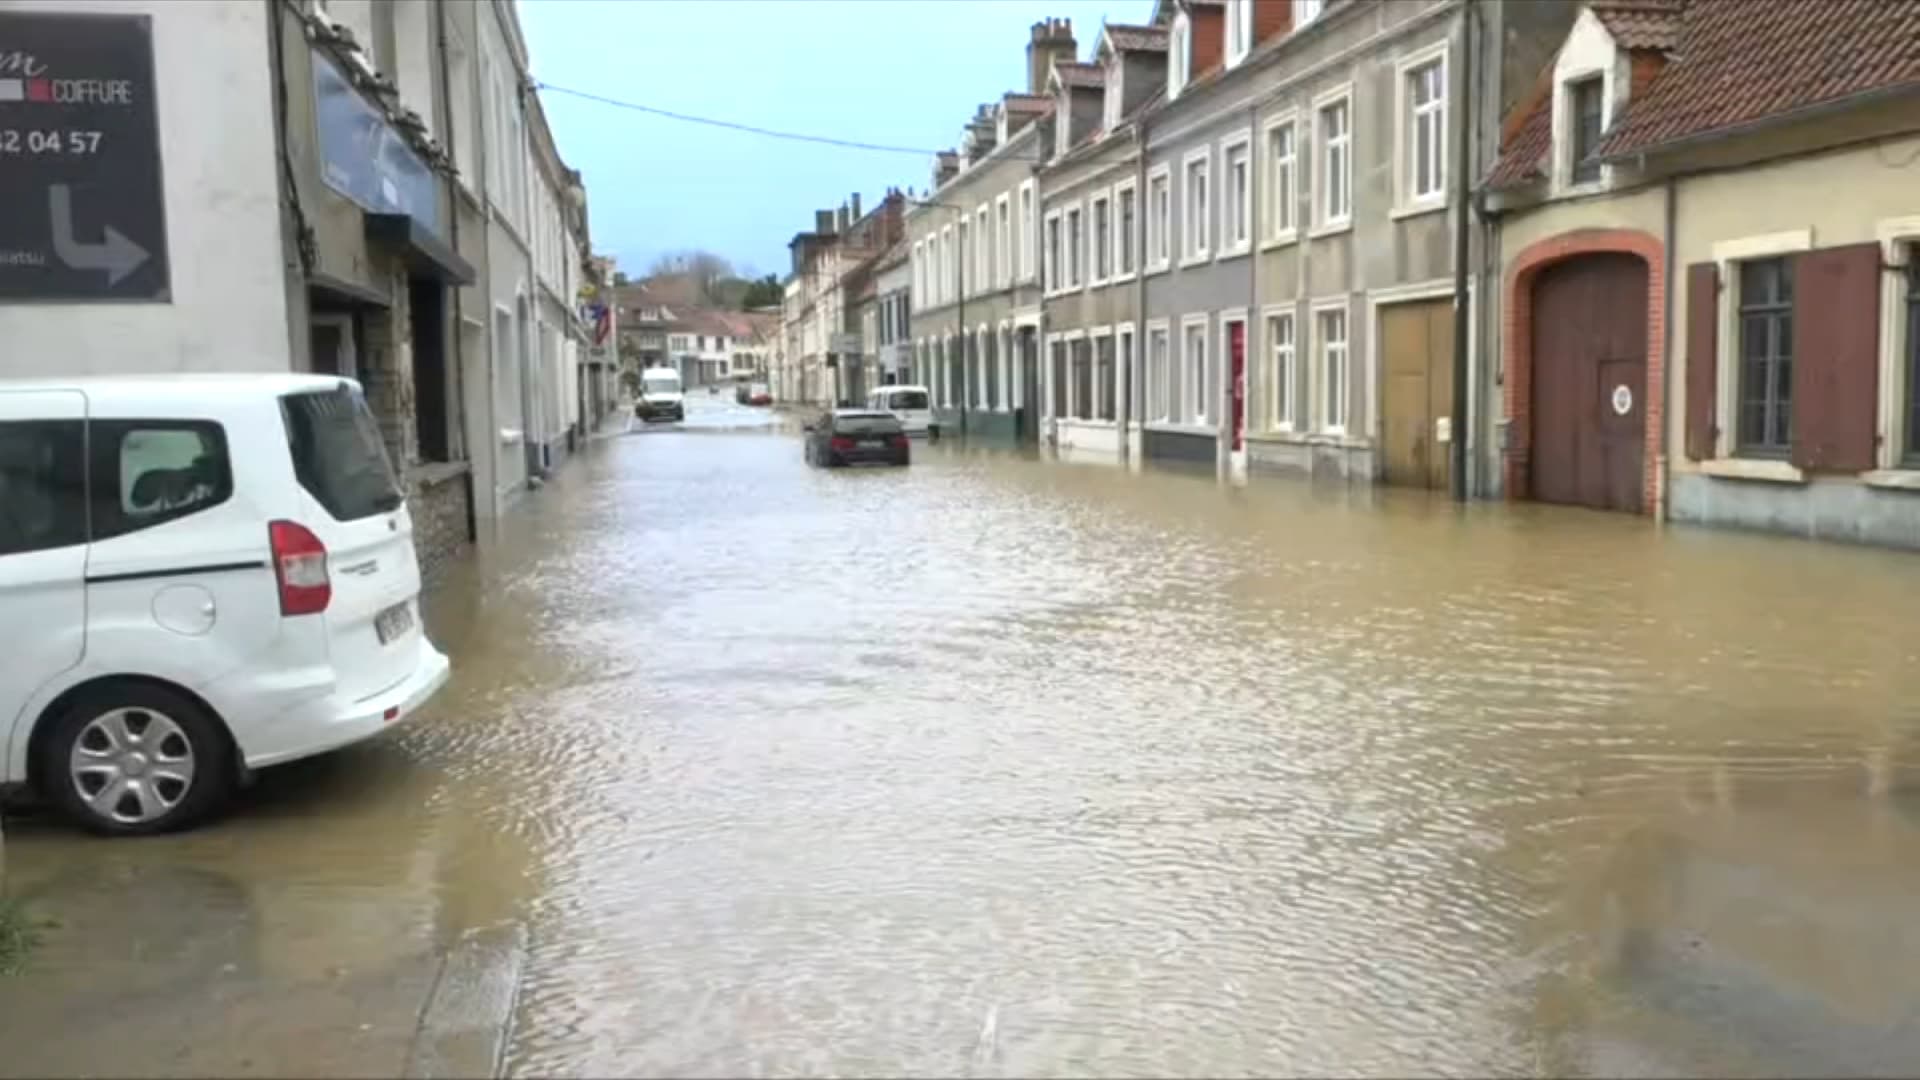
[1699,458,1806,485]
[1110,270,1137,285]
[1389,199,1446,222]
[1309,219,1353,240]
[1863,469,1920,492]
[1179,253,1212,269]
[1260,231,1300,252]
[1145,421,1219,437]
[1247,430,1368,449]
[1089,276,1109,290]
[1215,244,1252,263]
[1145,261,1173,277]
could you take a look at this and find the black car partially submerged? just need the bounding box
[804,409,910,467]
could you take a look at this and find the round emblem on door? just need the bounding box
[1612,384,1633,416]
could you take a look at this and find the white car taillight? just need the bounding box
[269,519,331,616]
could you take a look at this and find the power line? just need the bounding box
[534,81,942,157]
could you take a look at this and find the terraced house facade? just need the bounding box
[1486,0,1920,548]
[905,21,1067,442]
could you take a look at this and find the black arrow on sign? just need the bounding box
[50,183,149,286]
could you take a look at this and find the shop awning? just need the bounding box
[365,213,475,285]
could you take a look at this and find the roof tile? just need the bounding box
[1598,0,1920,158]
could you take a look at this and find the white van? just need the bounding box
[0,375,451,835]
[635,366,685,423]
[866,384,935,437]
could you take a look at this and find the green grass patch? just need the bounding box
[0,896,40,975]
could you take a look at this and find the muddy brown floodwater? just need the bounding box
[6,396,1920,1078]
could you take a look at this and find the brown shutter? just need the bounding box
[1684,262,1719,461]
[1791,243,1883,473]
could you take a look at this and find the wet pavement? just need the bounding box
[6,393,1920,1077]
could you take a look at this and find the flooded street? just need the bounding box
[7,395,1920,1077]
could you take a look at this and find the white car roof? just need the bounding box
[0,373,355,411]
[873,384,929,395]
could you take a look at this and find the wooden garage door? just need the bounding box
[1530,254,1647,512]
[1381,299,1453,490]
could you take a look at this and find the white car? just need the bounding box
[0,374,451,835]
[866,384,936,438]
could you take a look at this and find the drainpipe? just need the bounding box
[1659,173,1676,523]
[1116,128,1139,466]
[1448,0,1476,502]
[1238,98,1260,482]
[957,214,967,439]
[1134,113,1151,468]
[433,0,475,541]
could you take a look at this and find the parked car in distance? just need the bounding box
[634,366,685,423]
[747,382,772,407]
[0,375,452,835]
[865,384,936,438]
[803,409,910,468]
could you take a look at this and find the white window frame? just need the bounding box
[1394,42,1449,216]
[1219,129,1254,258]
[1146,163,1173,274]
[1042,208,1064,295]
[1225,0,1254,68]
[1262,110,1300,247]
[1145,319,1173,424]
[1116,321,1137,426]
[957,216,971,298]
[1066,201,1085,289]
[1310,297,1352,436]
[1019,180,1038,283]
[1295,0,1325,28]
[1312,83,1355,235]
[1087,325,1115,422]
[976,204,991,295]
[1874,217,1920,478]
[1181,147,1211,266]
[1262,304,1297,433]
[1112,177,1139,283]
[1705,228,1813,475]
[1554,66,1613,195]
[1089,189,1113,286]
[1169,12,1191,100]
[912,241,925,306]
[995,193,1013,288]
[941,225,955,304]
[1180,313,1212,426]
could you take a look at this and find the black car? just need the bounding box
[803,409,910,467]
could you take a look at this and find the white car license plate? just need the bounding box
[859,438,886,448]
[375,602,414,645]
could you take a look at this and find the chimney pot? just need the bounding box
[851,192,862,220]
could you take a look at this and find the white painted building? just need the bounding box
[0,0,596,570]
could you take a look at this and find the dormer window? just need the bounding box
[1055,87,1073,156]
[1104,58,1123,130]
[1169,12,1191,99]
[1294,0,1324,28]
[1569,76,1604,183]
[997,109,1009,144]
[1226,0,1253,67]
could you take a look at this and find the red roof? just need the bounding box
[1486,0,1920,187]
[1599,0,1920,158]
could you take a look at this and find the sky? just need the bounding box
[519,0,1156,280]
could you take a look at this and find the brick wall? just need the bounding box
[1502,228,1667,514]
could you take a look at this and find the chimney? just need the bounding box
[851,192,862,220]
[815,209,835,234]
[1027,17,1077,95]
[933,150,959,189]
[836,203,850,233]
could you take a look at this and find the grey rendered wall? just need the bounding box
[1669,476,1920,551]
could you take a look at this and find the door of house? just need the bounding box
[1228,320,1247,452]
[1020,331,1041,441]
[1381,299,1453,490]
[1530,254,1647,512]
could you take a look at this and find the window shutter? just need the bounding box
[1684,262,1718,461]
[1790,243,1882,473]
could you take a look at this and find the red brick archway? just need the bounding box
[1503,228,1667,513]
